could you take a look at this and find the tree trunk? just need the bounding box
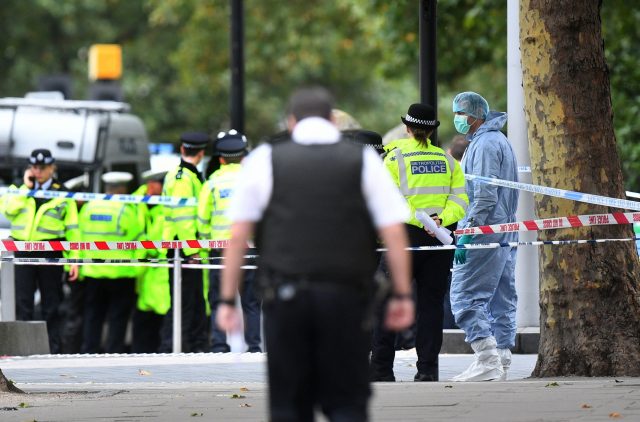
[0,368,24,393]
[520,0,640,376]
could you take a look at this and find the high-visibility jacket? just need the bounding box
[384,137,469,228]
[162,161,203,256]
[133,185,170,315]
[197,163,241,241]
[1,181,80,258]
[79,199,145,279]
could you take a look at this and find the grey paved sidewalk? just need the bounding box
[1,353,638,421]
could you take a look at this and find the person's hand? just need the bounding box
[454,234,473,265]
[384,296,415,331]
[23,169,34,189]
[216,303,242,332]
[425,215,442,237]
[68,264,79,282]
[185,253,200,264]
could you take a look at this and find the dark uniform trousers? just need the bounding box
[264,281,370,422]
[209,249,261,353]
[132,310,165,353]
[371,223,454,379]
[81,276,136,353]
[14,250,64,354]
[159,254,208,353]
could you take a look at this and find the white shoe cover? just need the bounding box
[497,348,512,381]
[451,337,504,382]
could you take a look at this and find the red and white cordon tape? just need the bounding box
[2,211,639,252]
[454,211,640,236]
[0,239,230,253]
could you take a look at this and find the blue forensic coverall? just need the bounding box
[450,111,519,349]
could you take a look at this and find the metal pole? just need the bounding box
[0,251,16,321]
[507,0,539,328]
[230,0,245,133]
[172,249,182,353]
[419,0,438,145]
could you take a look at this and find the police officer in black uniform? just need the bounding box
[216,87,414,422]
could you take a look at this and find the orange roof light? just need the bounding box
[88,44,122,81]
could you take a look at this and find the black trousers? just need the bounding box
[61,279,86,354]
[209,250,262,352]
[371,224,454,378]
[132,309,165,353]
[264,282,370,422]
[14,250,64,354]
[159,261,208,353]
[81,277,136,354]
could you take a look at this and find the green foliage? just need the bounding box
[602,0,640,191]
[0,0,636,189]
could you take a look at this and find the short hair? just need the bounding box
[287,86,334,121]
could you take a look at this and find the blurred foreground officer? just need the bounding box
[198,130,261,353]
[159,132,209,352]
[450,92,518,381]
[132,170,170,353]
[79,172,144,353]
[371,104,468,382]
[217,87,414,422]
[1,149,79,353]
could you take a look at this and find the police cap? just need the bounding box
[28,149,55,165]
[180,132,210,149]
[216,129,248,157]
[141,169,168,182]
[101,171,133,186]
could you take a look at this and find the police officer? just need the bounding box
[131,169,170,353]
[159,132,209,353]
[217,87,414,421]
[1,149,79,354]
[371,103,469,382]
[79,171,145,353]
[197,130,261,353]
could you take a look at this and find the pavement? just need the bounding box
[0,352,638,421]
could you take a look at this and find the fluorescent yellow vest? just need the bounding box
[79,200,144,279]
[197,163,241,241]
[162,163,202,255]
[1,182,80,258]
[133,185,170,315]
[384,138,469,228]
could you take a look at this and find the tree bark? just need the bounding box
[520,0,640,376]
[0,368,24,393]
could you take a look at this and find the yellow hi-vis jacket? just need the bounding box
[1,182,80,258]
[197,163,241,241]
[78,199,145,279]
[162,162,203,256]
[133,185,170,315]
[383,138,469,228]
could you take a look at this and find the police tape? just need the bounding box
[390,236,639,252]
[4,258,257,270]
[2,233,638,253]
[0,239,230,252]
[466,175,640,211]
[454,211,640,235]
[0,186,198,206]
[1,237,636,263]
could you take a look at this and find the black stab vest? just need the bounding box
[256,140,378,284]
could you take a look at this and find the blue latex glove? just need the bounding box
[454,234,473,265]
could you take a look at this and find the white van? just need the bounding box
[0,94,150,192]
